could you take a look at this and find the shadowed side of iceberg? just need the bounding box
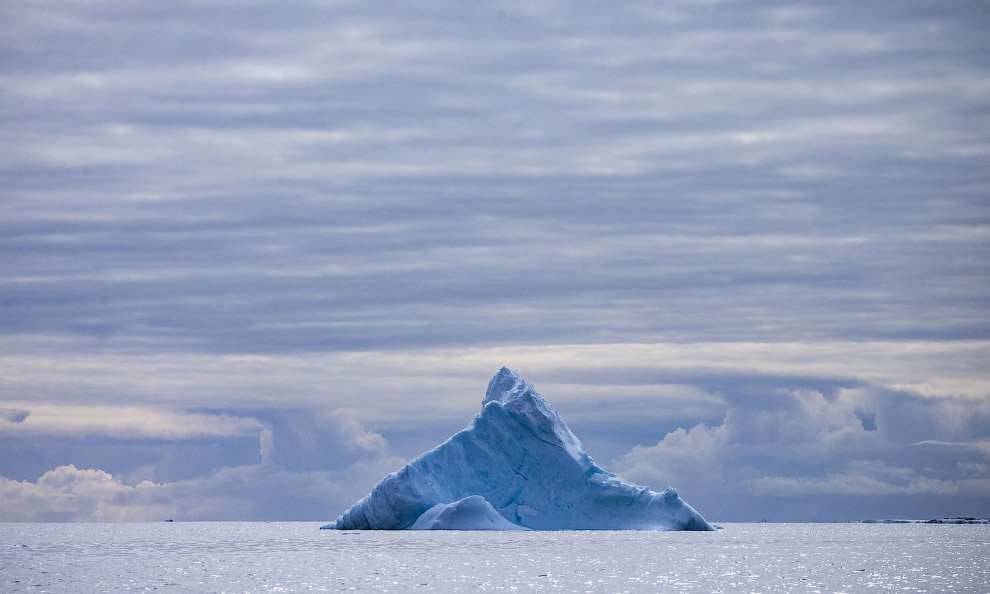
[328,368,714,531]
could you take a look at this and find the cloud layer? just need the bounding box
[0,405,262,439]
[1,0,988,521]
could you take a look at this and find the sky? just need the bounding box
[1,0,988,523]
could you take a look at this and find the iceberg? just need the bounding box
[327,368,713,531]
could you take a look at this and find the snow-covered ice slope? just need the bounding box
[329,368,713,531]
[409,496,531,530]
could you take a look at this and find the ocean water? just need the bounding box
[2,522,987,593]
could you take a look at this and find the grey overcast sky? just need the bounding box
[1,0,988,522]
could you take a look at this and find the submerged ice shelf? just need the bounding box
[326,368,713,531]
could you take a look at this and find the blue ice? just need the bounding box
[326,368,713,531]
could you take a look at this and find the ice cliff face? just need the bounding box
[328,368,713,531]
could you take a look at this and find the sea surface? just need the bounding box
[2,522,987,593]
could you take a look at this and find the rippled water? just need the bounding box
[2,522,987,593]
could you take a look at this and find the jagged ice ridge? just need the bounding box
[326,368,713,531]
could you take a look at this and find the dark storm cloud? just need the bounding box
[1,0,988,520]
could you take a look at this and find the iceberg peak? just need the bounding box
[481,367,585,461]
[483,366,532,407]
[328,368,714,531]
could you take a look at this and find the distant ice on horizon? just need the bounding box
[861,518,990,524]
[326,368,713,531]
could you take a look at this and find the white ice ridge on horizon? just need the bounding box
[327,368,713,531]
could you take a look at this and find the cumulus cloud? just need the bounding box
[611,384,990,520]
[0,417,403,522]
[0,455,405,522]
[250,409,388,473]
[0,465,168,522]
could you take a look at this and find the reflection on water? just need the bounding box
[2,523,987,593]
